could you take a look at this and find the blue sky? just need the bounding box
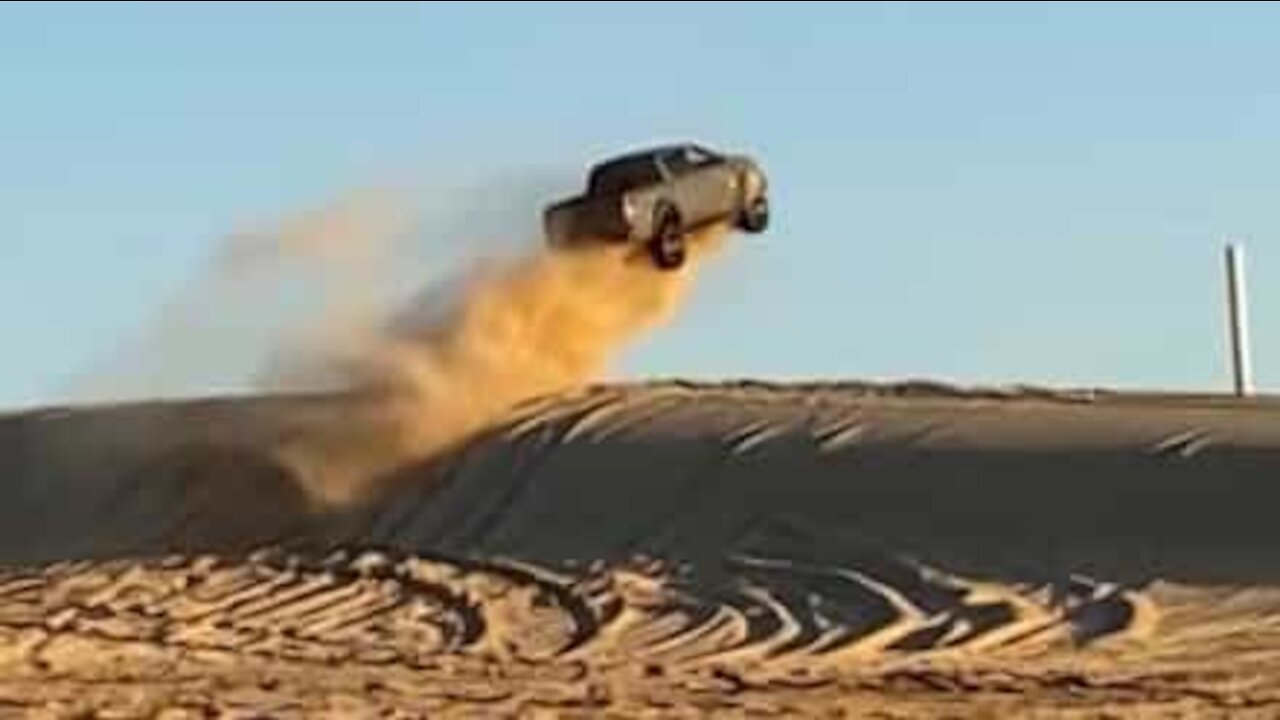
[4,1,1280,408]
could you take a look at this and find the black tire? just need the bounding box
[649,207,686,270]
[738,195,769,233]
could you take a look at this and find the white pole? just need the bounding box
[1225,242,1254,397]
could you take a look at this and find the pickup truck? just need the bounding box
[543,143,769,270]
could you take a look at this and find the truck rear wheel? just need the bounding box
[649,209,686,270]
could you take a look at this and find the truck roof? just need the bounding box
[594,142,720,168]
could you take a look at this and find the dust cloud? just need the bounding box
[57,187,421,404]
[272,222,729,505]
[61,179,729,506]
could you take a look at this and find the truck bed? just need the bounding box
[544,193,633,246]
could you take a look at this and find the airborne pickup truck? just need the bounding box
[543,143,770,270]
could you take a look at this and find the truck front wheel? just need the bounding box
[738,195,769,233]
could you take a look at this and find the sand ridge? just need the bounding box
[5,381,1280,715]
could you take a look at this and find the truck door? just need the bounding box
[661,146,736,227]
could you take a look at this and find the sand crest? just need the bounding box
[4,381,1280,715]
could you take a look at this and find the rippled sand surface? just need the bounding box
[4,381,1280,717]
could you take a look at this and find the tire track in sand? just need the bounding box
[0,543,1153,675]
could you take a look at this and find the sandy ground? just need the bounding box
[4,380,1280,717]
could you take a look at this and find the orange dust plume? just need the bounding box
[272,224,730,506]
[53,174,730,506]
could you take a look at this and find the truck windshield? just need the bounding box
[589,158,661,194]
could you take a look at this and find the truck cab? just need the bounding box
[586,144,725,195]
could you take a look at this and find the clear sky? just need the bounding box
[4,1,1280,409]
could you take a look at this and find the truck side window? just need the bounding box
[589,158,661,194]
[664,146,720,176]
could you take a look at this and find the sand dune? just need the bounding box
[5,380,1280,716]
